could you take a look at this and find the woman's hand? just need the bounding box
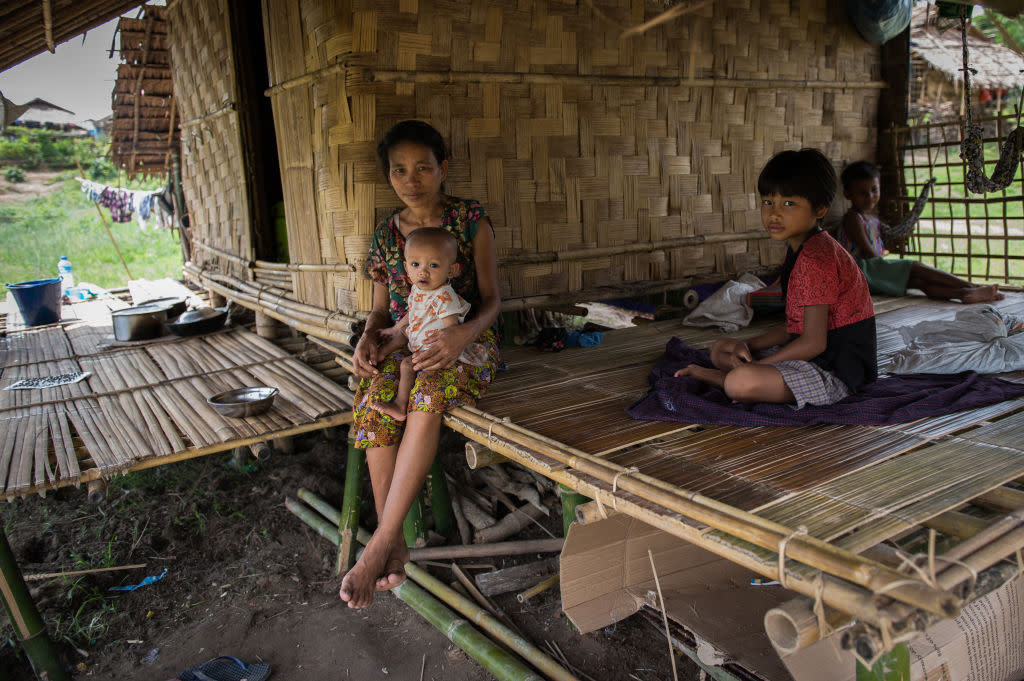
[352,330,381,378]
[411,323,473,372]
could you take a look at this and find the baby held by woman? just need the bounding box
[370,227,490,420]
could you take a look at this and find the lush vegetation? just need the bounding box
[1,133,181,289]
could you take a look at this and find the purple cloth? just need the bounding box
[627,338,1024,427]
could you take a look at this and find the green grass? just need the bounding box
[0,172,183,289]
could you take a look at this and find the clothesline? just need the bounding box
[74,177,175,230]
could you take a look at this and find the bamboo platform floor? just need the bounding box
[441,291,1024,633]
[0,296,352,499]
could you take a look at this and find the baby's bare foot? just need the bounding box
[370,400,408,421]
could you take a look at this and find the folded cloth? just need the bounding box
[627,338,1024,427]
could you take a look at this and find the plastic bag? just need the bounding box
[683,274,765,333]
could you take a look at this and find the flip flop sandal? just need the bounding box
[178,656,271,681]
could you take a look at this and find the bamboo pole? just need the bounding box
[410,538,564,561]
[499,231,768,265]
[75,160,133,280]
[516,574,561,603]
[368,69,887,91]
[427,456,454,537]
[0,526,68,681]
[450,406,958,617]
[465,441,509,469]
[558,484,589,537]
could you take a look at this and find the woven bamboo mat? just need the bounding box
[0,301,353,499]
[476,291,1024,541]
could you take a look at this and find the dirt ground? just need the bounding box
[1,428,698,681]
[0,170,66,202]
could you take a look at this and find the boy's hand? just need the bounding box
[711,338,752,370]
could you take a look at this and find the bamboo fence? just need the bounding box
[887,108,1024,286]
[0,300,353,499]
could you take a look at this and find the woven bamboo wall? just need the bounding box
[167,0,251,282]
[262,0,881,316]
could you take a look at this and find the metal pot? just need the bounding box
[136,296,187,319]
[111,303,170,341]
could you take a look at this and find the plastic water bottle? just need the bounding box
[57,256,74,295]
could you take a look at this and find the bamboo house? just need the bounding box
[4,0,1024,679]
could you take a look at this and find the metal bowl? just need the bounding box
[164,307,227,336]
[206,386,279,418]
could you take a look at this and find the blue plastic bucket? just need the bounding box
[5,277,63,326]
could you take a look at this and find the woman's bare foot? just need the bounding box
[960,284,1003,304]
[374,543,410,591]
[370,400,408,421]
[674,364,726,388]
[339,537,394,609]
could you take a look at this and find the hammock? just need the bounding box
[958,15,1024,194]
[876,177,936,252]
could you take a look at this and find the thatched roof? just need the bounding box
[111,5,178,177]
[910,4,1024,89]
[0,0,144,74]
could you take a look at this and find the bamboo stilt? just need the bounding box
[404,494,427,548]
[0,526,69,681]
[427,456,454,537]
[335,441,365,575]
[558,484,590,537]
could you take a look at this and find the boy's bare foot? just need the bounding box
[673,364,726,388]
[339,536,395,609]
[370,400,408,421]
[374,543,410,591]
[961,284,1004,304]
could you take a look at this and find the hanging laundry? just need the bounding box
[98,187,133,222]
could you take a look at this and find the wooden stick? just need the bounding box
[74,161,133,280]
[448,493,473,546]
[409,538,563,561]
[475,557,559,597]
[24,563,147,581]
[475,503,547,544]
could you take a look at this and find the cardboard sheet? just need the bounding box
[561,514,1024,681]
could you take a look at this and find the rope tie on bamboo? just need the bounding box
[610,466,640,511]
[486,416,511,449]
[776,525,808,590]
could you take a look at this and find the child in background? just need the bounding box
[370,227,490,420]
[677,149,876,408]
[835,161,1002,303]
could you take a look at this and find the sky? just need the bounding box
[0,17,121,123]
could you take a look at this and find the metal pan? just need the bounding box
[164,307,227,336]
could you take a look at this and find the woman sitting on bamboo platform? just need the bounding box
[342,120,501,609]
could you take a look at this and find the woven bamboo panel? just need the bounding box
[0,312,352,498]
[111,6,180,178]
[168,0,251,282]
[261,0,880,316]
